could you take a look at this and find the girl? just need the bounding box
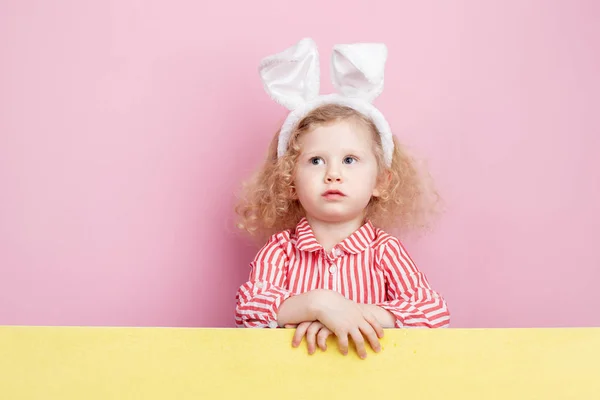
[234,38,450,359]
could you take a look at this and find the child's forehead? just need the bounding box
[299,120,374,148]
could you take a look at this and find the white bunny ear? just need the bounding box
[331,42,388,103]
[258,38,320,110]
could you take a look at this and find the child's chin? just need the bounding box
[317,209,360,222]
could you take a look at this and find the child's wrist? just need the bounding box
[305,289,327,320]
[305,289,321,320]
[307,289,341,321]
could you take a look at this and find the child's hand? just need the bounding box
[285,321,333,354]
[312,290,384,359]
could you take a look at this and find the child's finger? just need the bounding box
[350,328,368,359]
[363,312,384,339]
[306,323,322,354]
[291,321,311,347]
[359,321,381,353]
[336,331,349,356]
[317,328,331,351]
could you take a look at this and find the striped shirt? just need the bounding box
[235,217,450,329]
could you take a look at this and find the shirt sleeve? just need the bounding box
[376,237,450,328]
[235,234,292,328]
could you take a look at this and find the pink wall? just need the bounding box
[1,0,599,328]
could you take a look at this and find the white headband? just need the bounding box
[258,38,395,167]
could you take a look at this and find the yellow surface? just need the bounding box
[1,326,599,399]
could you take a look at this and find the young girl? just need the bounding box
[234,38,450,359]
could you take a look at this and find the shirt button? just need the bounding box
[268,321,278,329]
[256,282,264,289]
[334,248,343,257]
[329,264,337,274]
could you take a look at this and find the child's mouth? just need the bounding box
[322,190,345,199]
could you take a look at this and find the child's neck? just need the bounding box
[305,215,365,253]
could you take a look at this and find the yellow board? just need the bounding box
[1,326,599,399]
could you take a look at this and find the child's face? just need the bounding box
[293,119,381,224]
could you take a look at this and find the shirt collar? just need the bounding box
[293,217,376,255]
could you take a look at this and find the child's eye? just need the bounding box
[343,156,357,164]
[309,157,324,165]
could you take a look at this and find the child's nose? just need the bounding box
[325,172,342,183]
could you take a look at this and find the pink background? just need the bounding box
[1,1,599,328]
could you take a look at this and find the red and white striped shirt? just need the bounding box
[235,218,450,329]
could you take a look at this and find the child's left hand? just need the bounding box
[285,321,332,354]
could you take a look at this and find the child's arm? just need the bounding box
[236,236,384,358]
[357,304,396,328]
[374,237,451,328]
[276,291,319,325]
[234,235,349,329]
[235,235,293,328]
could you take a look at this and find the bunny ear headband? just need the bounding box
[258,38,395,167]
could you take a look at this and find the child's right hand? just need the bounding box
[310,290,384,359]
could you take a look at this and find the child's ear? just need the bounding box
[372,170,391,197]
[289,185,298,199]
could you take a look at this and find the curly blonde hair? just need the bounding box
[235,104,441,240]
